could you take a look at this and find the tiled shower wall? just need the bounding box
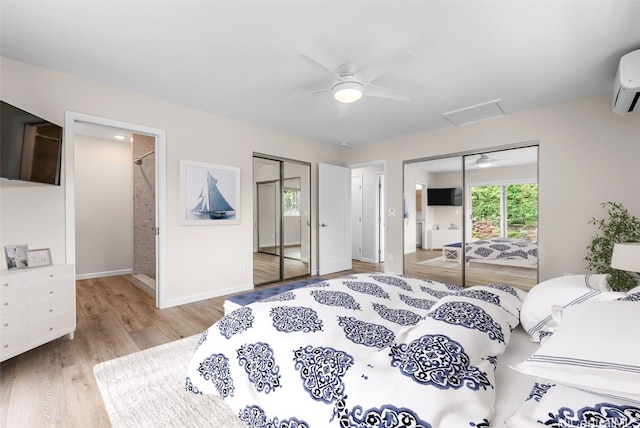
[132,134,156,279]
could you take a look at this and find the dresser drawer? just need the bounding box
[28,314,73,347]
[28,265,74,285]
[28,280,72,306]
[0,274,27,292]
[1,309,26,334]
[1,329,27,361]
[0,289,27,315]
[29,297,71,324]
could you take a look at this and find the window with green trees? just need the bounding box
[283,188,300,216]
[470,183,537,241]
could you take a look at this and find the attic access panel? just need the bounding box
[442,99,507,126]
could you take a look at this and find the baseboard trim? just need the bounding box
[161,283,254,309]
[76,269,132,280]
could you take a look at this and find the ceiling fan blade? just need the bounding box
[365,83,412,102]
[281,88,330,102]
[358,51,416,83]
[298,54,345,82]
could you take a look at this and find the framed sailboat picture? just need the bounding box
[180,160,240,225]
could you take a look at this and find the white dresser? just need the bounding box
[425,229,462,250]
[0,264,75,362]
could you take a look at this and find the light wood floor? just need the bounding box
[0,261,381,428]
[252,250,310,285]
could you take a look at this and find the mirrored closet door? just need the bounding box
[403,155,464,285]
[253,155,311,285]
[403,145,538,290]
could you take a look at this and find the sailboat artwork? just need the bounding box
[181,160,240,225]
[191,172,234,219]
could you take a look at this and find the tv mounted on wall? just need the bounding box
[427,187,462,206]
[0,101,63,186]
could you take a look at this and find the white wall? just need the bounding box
[74,135,132,277]
[0,57,343,306]
[344,94,640,280]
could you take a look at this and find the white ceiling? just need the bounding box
[1,1,639,147]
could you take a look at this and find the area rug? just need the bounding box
[94,335,245,428]
[224,276,325,313]
[416,257,536,278]
[417,257,461,267]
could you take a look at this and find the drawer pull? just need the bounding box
[3,303,8,306]
[3,344,8,349]
[49,291,54,294]
[4,323,8,327]
[49,309,54,312]
[49,274,54,278]
[49,327,54,331]
[3,283,8,287]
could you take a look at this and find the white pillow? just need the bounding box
[512,301,640,402]
[520,274,624,342]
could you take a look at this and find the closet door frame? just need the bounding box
[253,153,311,285]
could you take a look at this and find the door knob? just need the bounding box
[320,223,329,227]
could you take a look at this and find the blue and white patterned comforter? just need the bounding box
[465,238,538,264]
[185,273,526,427]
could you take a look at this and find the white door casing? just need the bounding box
[351,175,363,260]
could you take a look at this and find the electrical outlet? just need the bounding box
[240,263,246,272]
[388,253,394,262]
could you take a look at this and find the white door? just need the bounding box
[351,175,363,260]
[319,163,352,275]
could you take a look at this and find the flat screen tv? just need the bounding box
[427,187,462,206]
[1,101,63,186]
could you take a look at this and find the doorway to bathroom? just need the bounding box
[65,112,167,308]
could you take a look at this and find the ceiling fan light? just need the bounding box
[333,81,363,103]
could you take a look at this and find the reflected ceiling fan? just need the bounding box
[282,51,416,116]
[474,154,502,168]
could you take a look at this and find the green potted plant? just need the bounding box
[585,202,640,291]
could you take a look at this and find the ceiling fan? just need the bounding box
[282,51,416,116]
[474,154,500,168]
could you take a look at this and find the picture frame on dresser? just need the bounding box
[27,248,52,268]
[4,244,29,270]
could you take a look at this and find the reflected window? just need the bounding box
[470,183,538,241]
[283,188,300,216]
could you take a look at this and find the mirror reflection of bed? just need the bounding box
[405,248,537,290]
[403,145,538,291]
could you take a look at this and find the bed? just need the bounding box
[464,237,537,268]
[184,273,640,427]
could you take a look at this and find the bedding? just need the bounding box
[505,279,640,427]
[519,274,624,342]
[513,301,640,403]
[464,238,537,266]
[185,273,527,427]
[506,381,640,427]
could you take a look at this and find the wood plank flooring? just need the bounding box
[0,261,381,428]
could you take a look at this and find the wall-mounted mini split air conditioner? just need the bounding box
[613,49,640,115]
